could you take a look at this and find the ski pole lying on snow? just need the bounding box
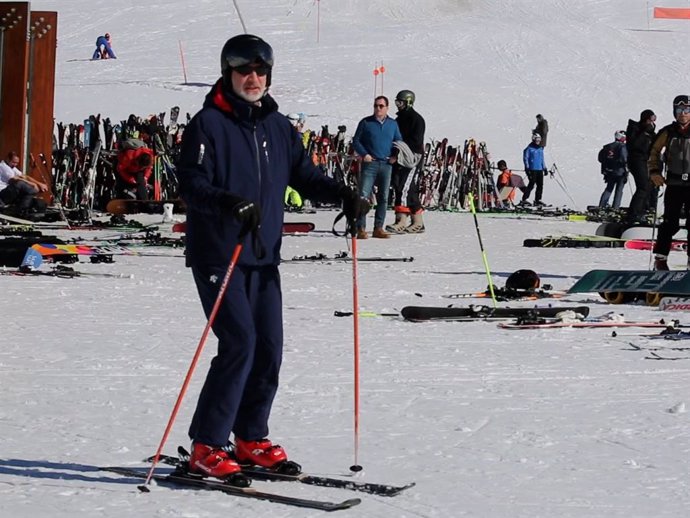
[139,242,244,492]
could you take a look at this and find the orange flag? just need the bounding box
[654,7,690,19]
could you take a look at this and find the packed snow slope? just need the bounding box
[3,210,690,518]
[35,0,690,209]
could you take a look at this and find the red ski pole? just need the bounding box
[139,242,244,491]
[349,227,363,473]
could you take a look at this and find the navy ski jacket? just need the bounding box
[177,80,342,267]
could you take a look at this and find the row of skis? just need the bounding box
[31,106,593,225]
[50,108,184,218]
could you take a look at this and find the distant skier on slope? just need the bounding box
[92,33,117,60]
[625,109,657,225]
[533,114,548,147]
[597,130,628,210]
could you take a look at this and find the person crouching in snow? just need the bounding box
[116,139,154,200]
[92,33,116,59]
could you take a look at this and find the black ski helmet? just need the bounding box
[673,95,690,116]
[221,34,274,87]
[395,89,415,108]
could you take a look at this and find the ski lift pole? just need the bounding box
[468,194,497,307]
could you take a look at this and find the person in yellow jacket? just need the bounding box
[285,113,309,209]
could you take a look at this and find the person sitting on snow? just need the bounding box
[92,33,117,60]
[496,159,526,206]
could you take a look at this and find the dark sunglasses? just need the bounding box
[234,64,270,77]
[374,103,387,108]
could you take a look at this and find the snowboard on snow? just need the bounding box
[169,221,316,234]
[624,239,687,253]
[106,199,186,215]
[569,270,690,296]
[0,236,65,267]
[400,305,590,322]
[658,297,690,312]
[569,270,690,306]
[523,235,625,248]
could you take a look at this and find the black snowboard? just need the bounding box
[106,199,186,215]
[400,305,590,322]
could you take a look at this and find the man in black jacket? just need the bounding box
[625,109,657,224]
[534,114,548,148]
[649,96,690,270]
[386,90,426,233]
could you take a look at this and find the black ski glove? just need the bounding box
[340,186,371,221]
[220,193,261,238]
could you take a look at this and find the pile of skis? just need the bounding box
[52,107,184,215]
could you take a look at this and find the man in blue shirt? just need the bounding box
[521,133,547,206]
[352,96,402,238]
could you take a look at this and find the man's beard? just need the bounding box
[236,87,266,103]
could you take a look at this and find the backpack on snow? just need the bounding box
[598,143,623,174]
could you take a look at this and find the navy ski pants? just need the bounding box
[188,264,283,446]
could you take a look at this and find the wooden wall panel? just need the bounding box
[26,10,56,197]
[0,2,30,167]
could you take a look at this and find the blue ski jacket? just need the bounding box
[352,115,402,161]
[177,80,342,267]
[523,142,546,171]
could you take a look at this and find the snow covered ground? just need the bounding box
[3,0,690,516]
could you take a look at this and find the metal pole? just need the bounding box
[231,0,248,33]
[24,29,34,173]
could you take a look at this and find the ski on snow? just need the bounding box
[400,305,590,322]
[145,449,414,497]
[101,465,361,512]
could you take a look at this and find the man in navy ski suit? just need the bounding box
[176,34,367,478]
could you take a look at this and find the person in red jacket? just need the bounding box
[116,142,154,200]
[495,160,526,206]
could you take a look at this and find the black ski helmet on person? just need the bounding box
[673,95,690,116]
[221,34,274,87]
[395,90,415,108]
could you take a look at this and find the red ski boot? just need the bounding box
[188,443,241,478]
[234,438,289,469]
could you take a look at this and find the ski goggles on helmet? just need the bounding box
[224,38,274,69]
